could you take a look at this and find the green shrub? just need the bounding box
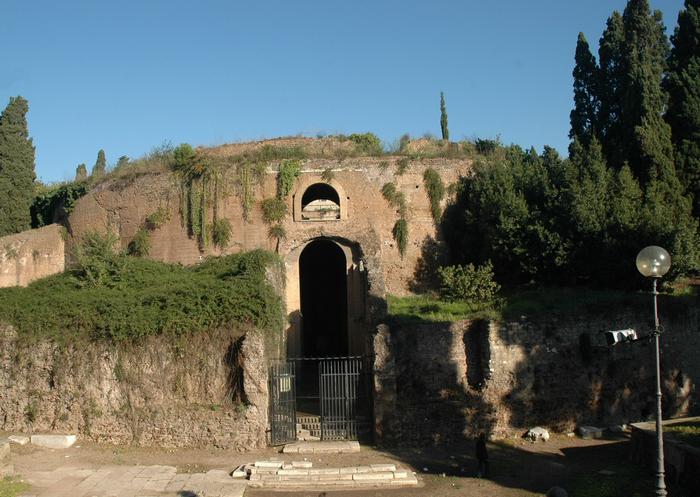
[172,143,197,174]
[0,249,283,342]
[474,138,500,155]
[437,262,500,304]
[72,231,126,288]
[321,168,335,182]
[127,229,151,257]
[31,181,89,228]
[211,218,232,249]
[392,218,408,258]
[261,198,288,223]
[347,133,383,155]
[277,159,301,198]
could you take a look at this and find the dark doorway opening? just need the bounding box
[299,239,348,357]
[296,239,349,417]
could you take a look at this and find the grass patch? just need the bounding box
[502,286,645,319]
[0,249,283,342]
[0,477,29,497]
[387,285,685,325]
[567,461,691,497]
[666,420,700,448]
[386,294,499,324]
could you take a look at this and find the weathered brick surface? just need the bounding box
[0,224,64,288]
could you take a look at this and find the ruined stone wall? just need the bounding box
[376,296,700,444]
[0,224,65,288]
[0,325,269,449]
[67,157,470,297]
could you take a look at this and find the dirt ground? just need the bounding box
[6,433,692,497]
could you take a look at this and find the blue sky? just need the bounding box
[0,0,687,183]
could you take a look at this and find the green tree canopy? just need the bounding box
[666,0,700,216]
[75,163,88,181]
[0,96,36,236]
[569,33,600,147]
[91,149,107,178]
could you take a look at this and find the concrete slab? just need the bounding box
[30,434,77,449]
[8,435,29,446]
[282,440,361,454]
[352,471,394,480]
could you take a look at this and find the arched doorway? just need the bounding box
[299,239,348,357]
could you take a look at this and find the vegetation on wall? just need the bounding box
[423,167,445,225]
[0,232,283,342]
[382,181,410,257]
[395,157,410,175]
[211,218,232,250]
[392,218,409,258]
[31,181,89,228]
[236,162,266,222]
[321,168,335,182]
[277,159,301,198]
[261,198,288,224]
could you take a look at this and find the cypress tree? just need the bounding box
[92,149,107,178]
[620,0,673,184]
[598,11,626,170]
[665,0,700,216]
[569,33,600,147]
[0,96,36,236]
[440,92,449,141]
[75,163,88,181]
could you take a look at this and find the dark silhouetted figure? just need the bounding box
[476,433,489,478]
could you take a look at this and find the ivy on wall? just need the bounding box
[382,181,409,258]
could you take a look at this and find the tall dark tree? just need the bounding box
[620,0,674,184]
[666,0,700,216]
[75,163,88,181]
[92,149,106,178]
[569,33,600,147]
[0,96,36,236]
[440,92,449,141]
[598,11,626,170]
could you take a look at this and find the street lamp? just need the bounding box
[636,245,671,497]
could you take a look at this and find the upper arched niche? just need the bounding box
[293,178,348,221]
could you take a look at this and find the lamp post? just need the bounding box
[636,245,671,497]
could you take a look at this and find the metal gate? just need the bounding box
[319,356,369,440]
[268,361,296,445]
[269,356,371,444]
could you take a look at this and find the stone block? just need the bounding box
[393,470,409,478]
[30,434,77,449]
[577,426,604,440]
[8,436,29,446]
[317,473,353,481]
[254,460,283,469]
[352,471,394,481]
[278,468,309,476]
[308,468,340,475]
[370,463,396,472]
[391,475,418,485]
[291,461,312,468]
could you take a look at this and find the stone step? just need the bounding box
[248,472,417,488]
[282,440,360,454]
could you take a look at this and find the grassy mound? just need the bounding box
[0,248,283,342]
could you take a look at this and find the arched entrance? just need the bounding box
[269,237,373,444]
[299,239,348,357]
